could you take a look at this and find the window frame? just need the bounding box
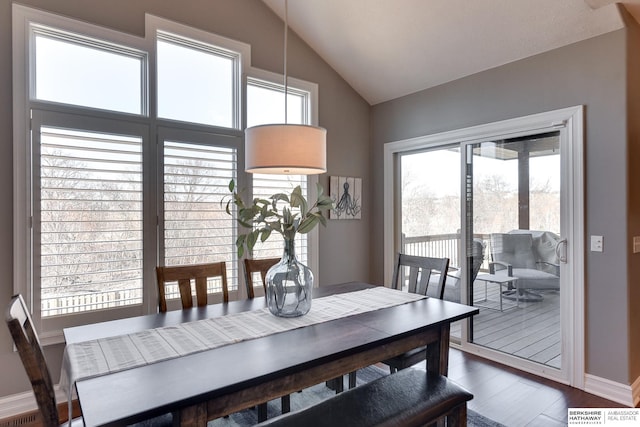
[13,5,155,343]
[245,68,321,293]
[30,109,152,338]
[13,5,323,343]
[30,24,148,115]
[156,125,244,302]
[13,6,249,343]
[148,13,250,130]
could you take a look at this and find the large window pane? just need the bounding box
[400,147,461,294]
[246,78,309,264]
[247,83,304,126]
[163,141,238,292]
[158,36,234,127]
[469,133,562,369]
[39,127,143,317]
[34,31,143,114]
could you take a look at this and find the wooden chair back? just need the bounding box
[5,295,60,426]
[243,258,280,299]
[391,254,449,299]
[156,262,229,312]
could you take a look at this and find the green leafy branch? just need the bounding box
[224,180,334,258]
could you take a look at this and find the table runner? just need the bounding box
[60,287,424,403]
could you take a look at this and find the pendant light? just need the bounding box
[245,0,327,175]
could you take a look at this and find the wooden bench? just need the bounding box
[259,368,473,427]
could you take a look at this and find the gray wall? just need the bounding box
[0,0,370,398]
[371,30,632,384]
[622,8,640,382]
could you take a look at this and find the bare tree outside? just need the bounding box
[400,142,560,272]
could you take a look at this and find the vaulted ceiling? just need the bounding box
[263,0,640,105]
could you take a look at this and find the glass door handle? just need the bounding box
[556,238,568,263]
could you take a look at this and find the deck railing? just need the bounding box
[42,288,142,317]
[43,234,493,316]
[401,233,492,271]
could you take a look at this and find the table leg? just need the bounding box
[426,324,451,427]
[282,395,291,413]
[326,377,344,393]
[258,403,267,423]
[425,324,450,376]
[177,403,207,426]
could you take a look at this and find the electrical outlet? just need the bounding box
[591,235,603,252]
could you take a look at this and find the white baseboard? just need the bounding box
[0,390,36,420]
[0,386,68,420]
[584,373,635,407]
[632,374,640,407]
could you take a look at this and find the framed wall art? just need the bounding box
[330,176,362,220]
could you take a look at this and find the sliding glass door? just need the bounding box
[399,147,461,283]
[399,146,465,338]
[384,106,583,386]
[466,133,562,368]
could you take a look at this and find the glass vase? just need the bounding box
[265,238,313,317]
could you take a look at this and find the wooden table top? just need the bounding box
[65,282,478,426]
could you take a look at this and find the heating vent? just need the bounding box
[0,412,38,427]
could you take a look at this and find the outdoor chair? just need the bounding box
[489,231,560,301]
[443,238,485,303]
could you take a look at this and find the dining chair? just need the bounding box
[156,262,228,312]
[384,254,450,373]
[243,257,291,421]
[391,253,449,299]
[5,294,71,426]
[347,254,450,388]
[6,295,173,427]
[243,257,280,299]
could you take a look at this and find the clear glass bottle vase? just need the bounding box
[265,238,313,317]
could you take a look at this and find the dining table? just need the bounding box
[61,282,478,426]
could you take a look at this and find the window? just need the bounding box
[157,32,238,127]
[159,133,240,296]
[14,6,319,340]
[246,73,319,267]
[36,123,144,317]
[32,25,145,114]
[162,141,236,266]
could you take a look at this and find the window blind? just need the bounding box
[39,127,143,316]
[163,141,238,294]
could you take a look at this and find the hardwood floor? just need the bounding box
[446,347,625,426]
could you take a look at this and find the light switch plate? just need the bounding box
[591,235,603,252]
[634,236,640,254]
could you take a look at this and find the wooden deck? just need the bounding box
[451,283,561,369]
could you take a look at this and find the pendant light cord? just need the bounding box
[284,0,288,125]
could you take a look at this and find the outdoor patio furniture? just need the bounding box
[489,231,560,301]
[443,238,485,303]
